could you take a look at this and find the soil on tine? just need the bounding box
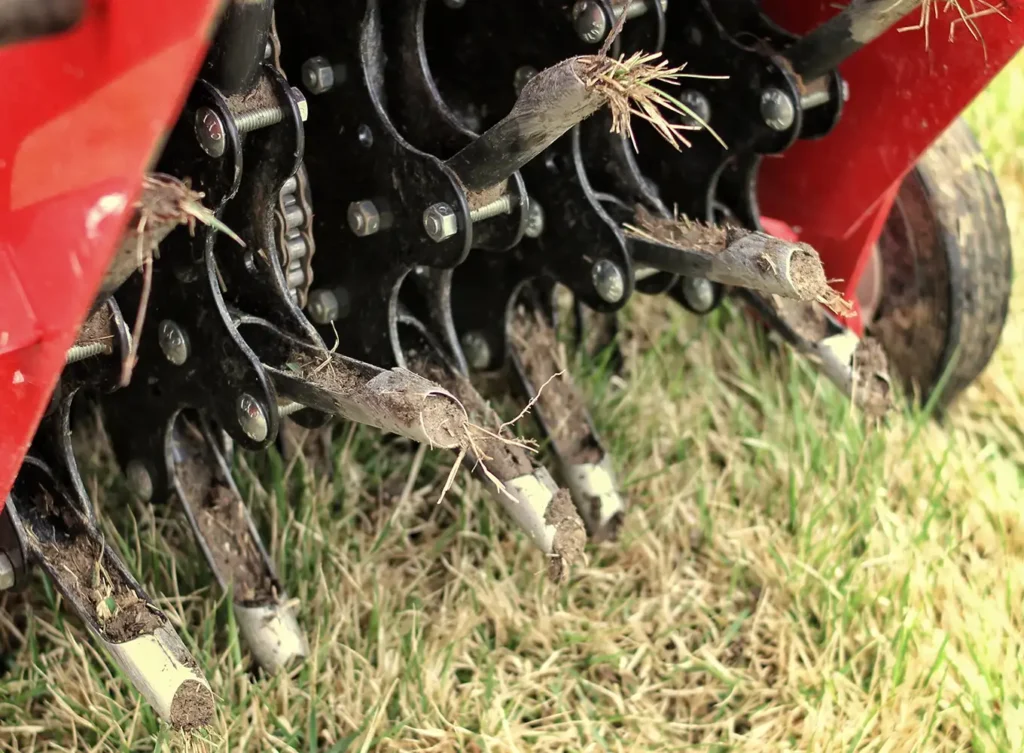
[545,488,587,583]
[195,484,276,605]
[510,307,602,464]
[35,487,164,643]
[414,359,533,480]
[852,337,893,420]
[169,680,216,731]
[289,349,466,447]
[175,444,276,605]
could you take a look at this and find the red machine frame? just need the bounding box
[0,0,1021,507]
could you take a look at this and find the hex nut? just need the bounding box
[423,203,458,243]
[307,289,340,324]
[348,200,381,237]
[302,56,334,95]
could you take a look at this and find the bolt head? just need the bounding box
[290,87,308,122]
[760,88,796,131]
[348,200,381,237]
[679,90,711,129]
[237,393,269,442]
[524,199,545,239]
[357,124,373,148]
[302,56,335,95]
[572,0,607,44]
[195,106,226,158]
[158,320,189,366]
[461,331,492,371]
[513,66,538,96]
[423,203,458,243]
[591,260,625,304]
[126,460,154,501]
[681,276,716,314]
[307,289,340,324]
[443,0,466,6]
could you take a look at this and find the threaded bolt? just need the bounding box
[66,341,113,364]
[469,194,514,224]
[278,401,305,418]
[234,106,284,133]
[197,88,309,158]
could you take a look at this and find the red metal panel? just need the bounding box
[756,0,1024,328]
[0,0,225,507]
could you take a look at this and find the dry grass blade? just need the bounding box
[577,51,728,151]
[117,174,244,386]
[900,0,1010,53]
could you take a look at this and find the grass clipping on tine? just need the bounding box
[575,50,726,152]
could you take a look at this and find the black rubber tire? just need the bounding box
[866,117,1013,409]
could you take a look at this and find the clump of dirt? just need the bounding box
[39,532,163,643]
[413,359,532,480]
[169,679,216,731]
[509,307,602,464]
[852,337,893,420]
[466,182,508,212]
[545,489,587,583]
[226,74,277,115]
[74,306,114,348]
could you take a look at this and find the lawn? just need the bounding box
[2,51,1024,753]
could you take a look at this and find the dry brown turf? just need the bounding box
[2,53,1024,753]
